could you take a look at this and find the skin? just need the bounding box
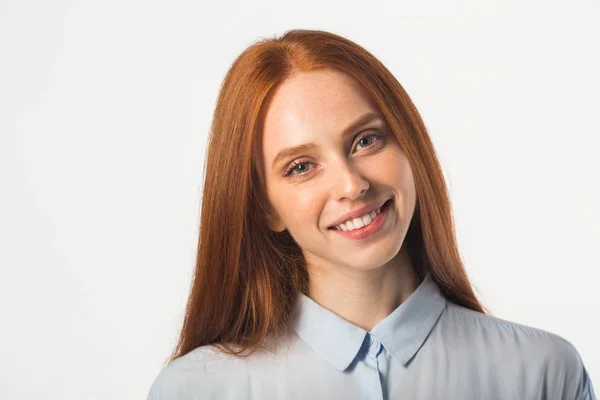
[255,68,420,331]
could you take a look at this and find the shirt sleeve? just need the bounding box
[550,336,597,400]
[145,371,166,400]
[144,351,250,400]
[581,365,597,400]
[145,363,190,400]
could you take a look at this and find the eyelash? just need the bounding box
[282,131,385,177]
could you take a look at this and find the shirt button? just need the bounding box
[367,334,382,358]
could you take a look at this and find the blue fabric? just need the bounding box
[147,274,596,399]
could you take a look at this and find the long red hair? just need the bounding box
[166,29,486,365]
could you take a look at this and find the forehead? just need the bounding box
[261,69,380,140]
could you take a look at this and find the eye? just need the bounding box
[354,131,384,151]
[283,160,313,176]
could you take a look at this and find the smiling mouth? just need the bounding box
[328,199,393,231]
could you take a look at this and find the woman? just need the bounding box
[147,29,595,399]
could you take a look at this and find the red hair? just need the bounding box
[166,29,486,365]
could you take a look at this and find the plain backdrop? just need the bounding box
[1,0,598,399]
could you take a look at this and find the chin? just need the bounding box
[343,248,401,271]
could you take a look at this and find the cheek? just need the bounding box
[392,155,417,214]
[281,188,320,220]
[376,147,416,202]
[270,183,325,227]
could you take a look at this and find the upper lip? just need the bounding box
[327,198,389,229]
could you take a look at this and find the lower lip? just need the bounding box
[330,200,392,241]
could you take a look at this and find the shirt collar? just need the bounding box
[292,273,447,371]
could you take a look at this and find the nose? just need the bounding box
[330,158,370,200]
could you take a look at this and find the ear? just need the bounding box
[266,211,286,233]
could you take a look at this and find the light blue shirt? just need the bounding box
[147,274,596,399]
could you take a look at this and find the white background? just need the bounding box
[1,0,598,399]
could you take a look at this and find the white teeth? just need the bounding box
[352,217,364,229]
[362,213,372,225]
[335,205,383,231]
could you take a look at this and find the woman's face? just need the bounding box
[256,68,417,273]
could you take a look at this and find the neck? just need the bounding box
[306,247,420,331]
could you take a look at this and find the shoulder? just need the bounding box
[146,345,252,400]
[443,301,582,362]
[441,302,595,399]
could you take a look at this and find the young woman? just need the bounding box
[147,29,595,399]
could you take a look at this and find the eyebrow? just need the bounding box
[270,111,384,171]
